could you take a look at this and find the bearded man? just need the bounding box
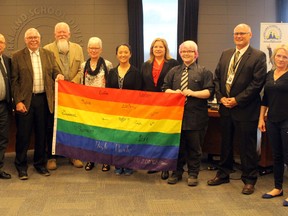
[44,22,84,170]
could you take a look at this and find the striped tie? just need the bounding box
[181,67,188,103]
[181,67,188,91]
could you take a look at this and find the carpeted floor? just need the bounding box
[0,151,288,216]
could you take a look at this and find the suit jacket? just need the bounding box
[214,46,267,121]
[141,59,179,92]
[11,47,61,113]
[1,54,12,104]
[44,41,84,83]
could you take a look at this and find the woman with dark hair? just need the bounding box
[107,43,142,175]
[141,38,179,180]
[81,37,113,172]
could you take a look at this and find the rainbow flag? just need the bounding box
[53,80,185,171]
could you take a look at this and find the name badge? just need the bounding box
[226,74,234,85]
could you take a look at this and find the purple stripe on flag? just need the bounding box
[56,143,177,171]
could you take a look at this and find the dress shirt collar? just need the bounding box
[28,48,40,56]
[235,44,249,56]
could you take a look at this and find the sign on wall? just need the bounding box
[260,23,288,71]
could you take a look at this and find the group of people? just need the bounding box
[0,22,288,206]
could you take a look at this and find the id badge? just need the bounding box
[226,74,234,85]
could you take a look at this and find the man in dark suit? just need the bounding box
[0,34,12,179]
[207,23,267,195]
[11,28,64,180]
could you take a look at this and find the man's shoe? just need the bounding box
[161,171,169,180]
[35,167,51,176]
[18,170,28,180]
[187,176,198,186]
[207,175,229,186]
[167,173,182,184]
[70,159,83,168]
[0,171,11,179]
[47,159,57,170]
[242,184,255,195]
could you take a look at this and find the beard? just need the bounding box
[57,39,69,53]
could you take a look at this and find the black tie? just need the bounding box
[0,58,9,102]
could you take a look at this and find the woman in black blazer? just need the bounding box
[140,38,179,180]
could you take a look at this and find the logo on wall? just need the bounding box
[6,6,84,53]
[263,25,282,43]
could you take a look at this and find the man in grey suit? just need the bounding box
[44,22,84,169]
[11,28,64,180]
[207,23,267,195]
[0,34,12,179]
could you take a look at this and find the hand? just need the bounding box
[165,89,182,94]
[16,102,27,113]
[258,119,266,132]
[56,74,64,81]
[221,97,237,108]
[182,89,193,97]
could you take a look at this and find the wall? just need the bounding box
[0,0,128,66]
[198,0,277,72]
[0,0,278,73]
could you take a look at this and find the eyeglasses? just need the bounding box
[89,47,100,50]
[233,32,250,36]
[180,50,195,54]
[26,36,40,40]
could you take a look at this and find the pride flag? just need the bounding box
[53,80,185,171]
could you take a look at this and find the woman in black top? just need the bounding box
[259,44,288,206]
[106,44,141,175]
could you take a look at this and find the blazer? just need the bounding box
[214,46,267,121]
[141,59,179,92]
[1,54,12,104]
[11,47,61,113]
[44,41,84,84]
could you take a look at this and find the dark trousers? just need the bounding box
[15,94,48,172]
[0,101,9,170]
[175,129,205,177]
[266,119,288,190]
[217,116,259,185]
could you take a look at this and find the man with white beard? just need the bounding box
[44,22,84,170]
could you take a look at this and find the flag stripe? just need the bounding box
[56,131,179,159]
[57,106,182,134]
[57,119,180,146]
[56,143,177,171]
[58,92,183,120]
[58,80,185,106]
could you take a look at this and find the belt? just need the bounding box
[32,92,46,96]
